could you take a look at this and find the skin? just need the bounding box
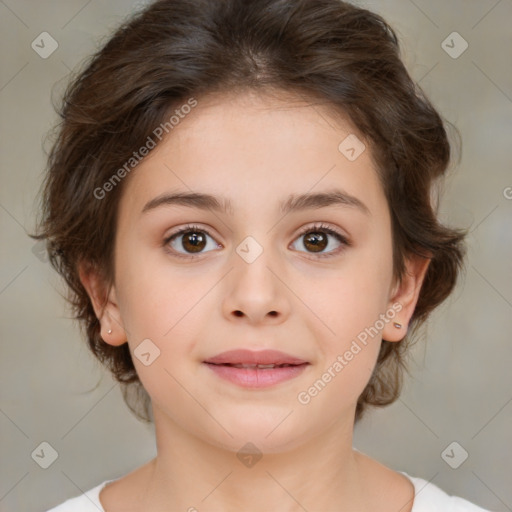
[80,89,429,512]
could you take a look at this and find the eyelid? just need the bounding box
[163,223,216,242]
[294,222,349,242]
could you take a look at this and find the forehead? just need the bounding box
[118,89,387,220]
[169,88,359,149]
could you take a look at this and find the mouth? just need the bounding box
[202,349,310,388]
[203,348,309,366]
[206,362,303,369]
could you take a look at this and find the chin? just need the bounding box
[203,413,312,455]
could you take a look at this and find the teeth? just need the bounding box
[228,363,292,369]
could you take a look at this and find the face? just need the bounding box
[84,90,426,454]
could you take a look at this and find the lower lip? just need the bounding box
[203,363,309,388]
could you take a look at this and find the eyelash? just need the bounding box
[163,222,351,260]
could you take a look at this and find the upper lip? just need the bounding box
[203,349,309,366]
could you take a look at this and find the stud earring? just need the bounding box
[393,322,402,329]
[107,329,112,334]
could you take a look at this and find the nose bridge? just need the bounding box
[233,232,278,290]
[223,231,289,321]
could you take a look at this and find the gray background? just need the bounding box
[0,0,511,511]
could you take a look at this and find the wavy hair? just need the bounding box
[33,0,467,423]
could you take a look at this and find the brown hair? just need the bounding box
[32,0,467,424]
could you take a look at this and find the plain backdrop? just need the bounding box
[0,0,511,511]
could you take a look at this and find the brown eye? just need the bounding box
[291,223,350,258]
[303,232,328,253]
[180,231,207,253]
[164,225,220,258]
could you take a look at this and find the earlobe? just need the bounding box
[383,254,431,342]
[78,261,127,346]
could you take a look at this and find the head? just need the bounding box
[34,0,466,446]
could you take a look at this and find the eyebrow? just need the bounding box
[141,189,371,217]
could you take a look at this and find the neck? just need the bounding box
[139,404,367,512]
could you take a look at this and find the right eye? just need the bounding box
[163,224,221,259]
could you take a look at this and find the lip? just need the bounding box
[203,349,308,366]
[204,363,309,388]
[203,349,310,389]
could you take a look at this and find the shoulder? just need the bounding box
[401,472,494,512]
[45,480,115,512]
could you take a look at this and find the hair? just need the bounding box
[32,0,467,424]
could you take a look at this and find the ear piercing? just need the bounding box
[107,329,112,334]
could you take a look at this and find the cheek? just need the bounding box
[295,274,386,415]
[115,244,219,377]
[115,262,210,409]
[302,240,393,335]
[115,236,194,334]
[294,233,393,389]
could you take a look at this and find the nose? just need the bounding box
[222,241,291,325]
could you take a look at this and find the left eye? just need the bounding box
[290,223,349,258]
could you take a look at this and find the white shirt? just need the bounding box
[46,471,493,511]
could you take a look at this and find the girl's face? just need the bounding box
[86,90,427,453]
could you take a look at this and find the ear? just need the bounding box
[382,254,431,342]
[78,261,127,346]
